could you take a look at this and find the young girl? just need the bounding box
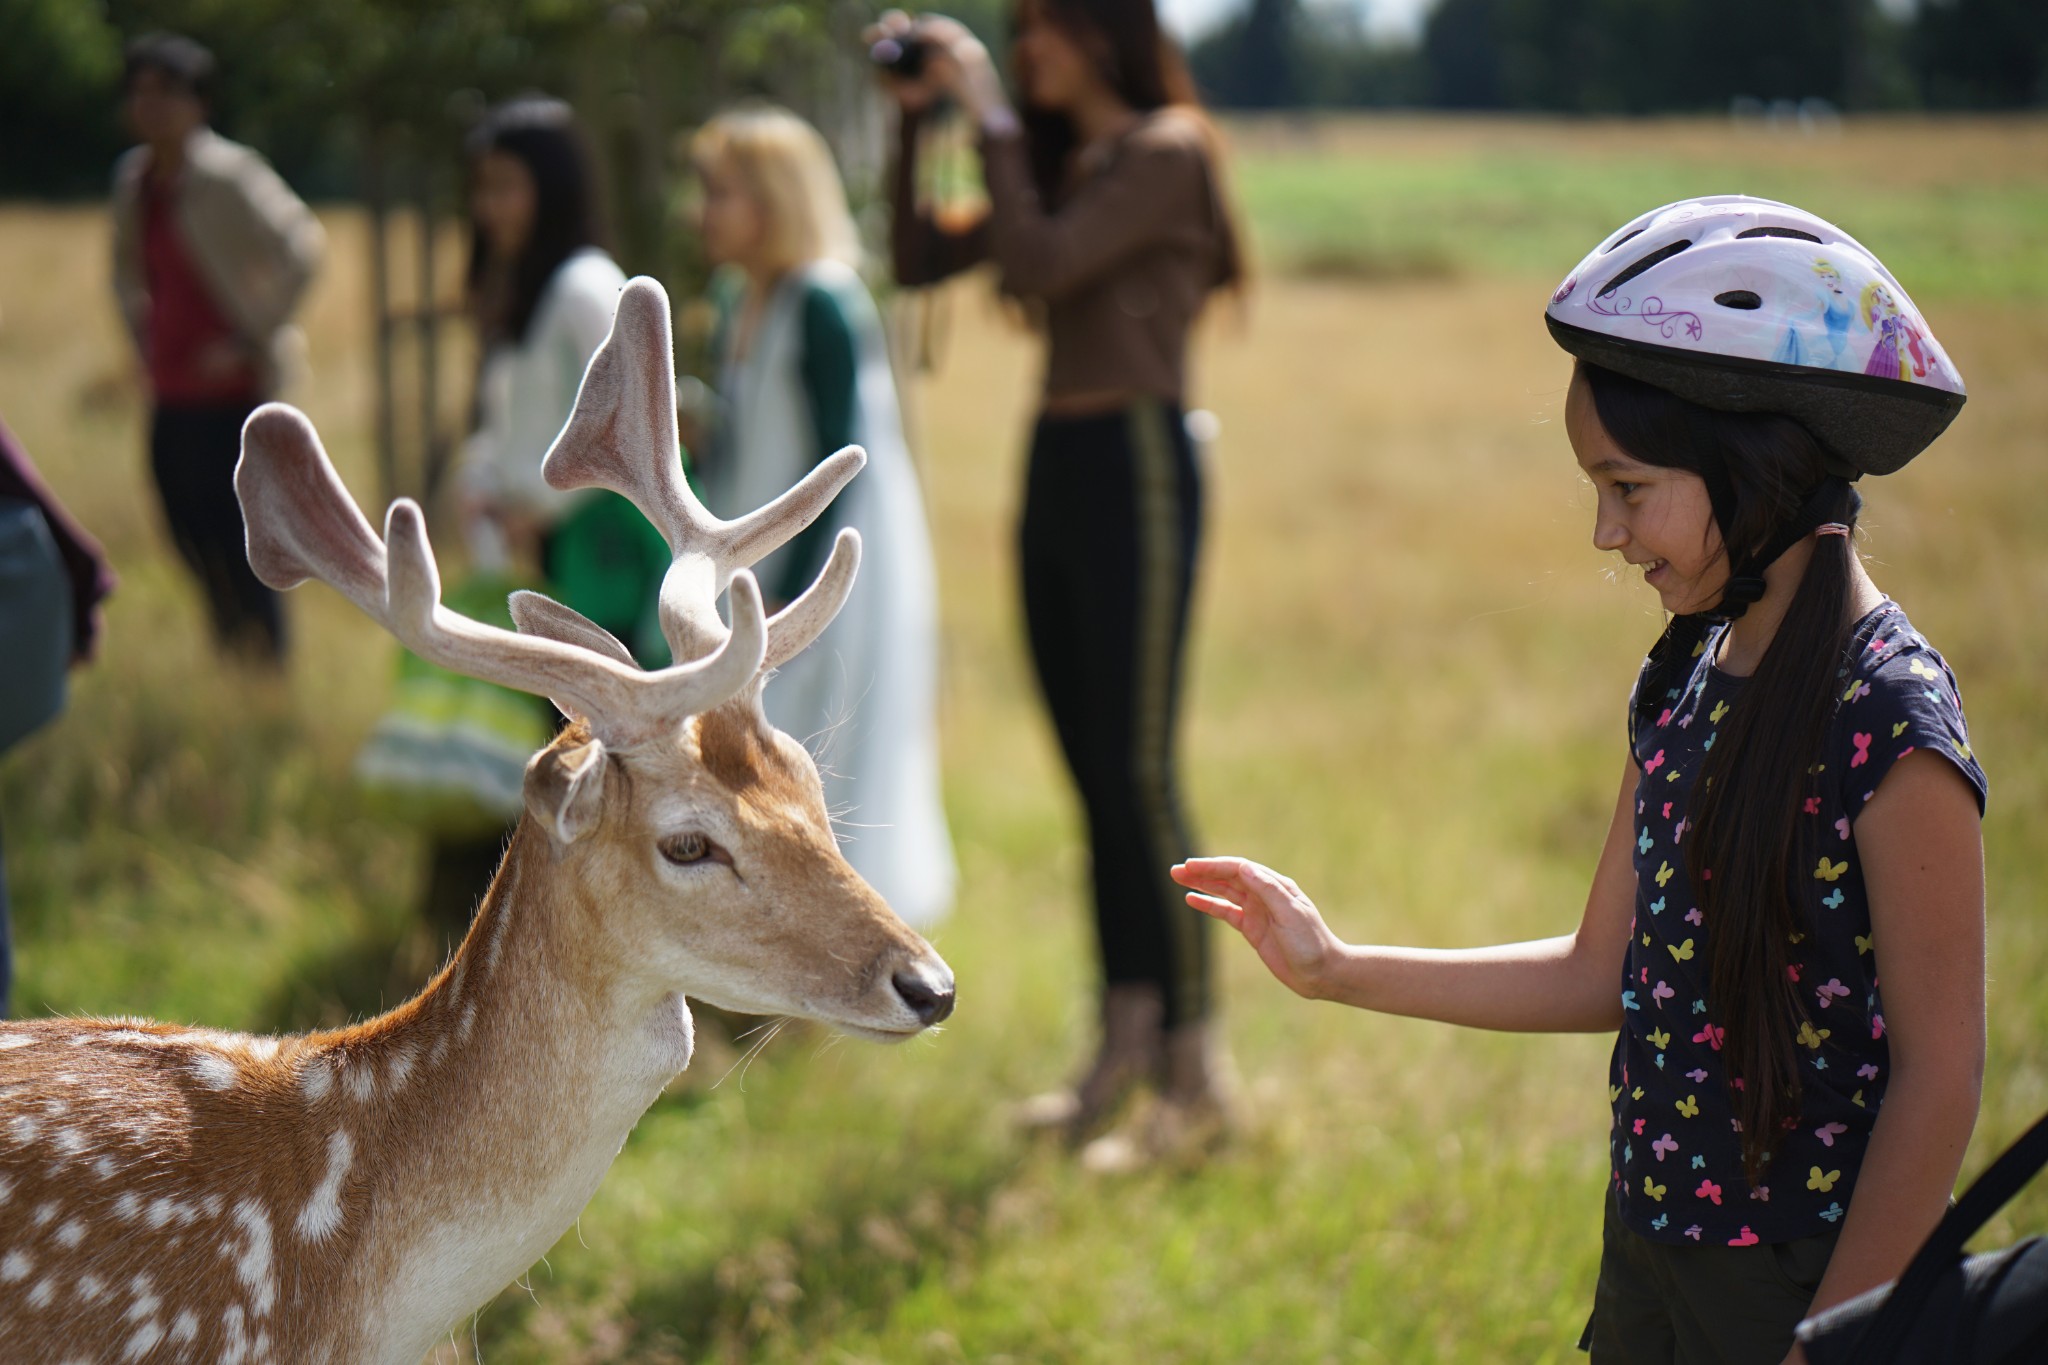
[1174,197,1985,1363]
[874,0,1246,1155]
[688,105,955,930]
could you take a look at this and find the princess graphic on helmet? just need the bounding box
[1861,280,1930,382]
[1772,259,1856,370]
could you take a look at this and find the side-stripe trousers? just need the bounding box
[1020,399,1210,1027]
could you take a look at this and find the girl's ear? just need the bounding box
[525,738,608,844]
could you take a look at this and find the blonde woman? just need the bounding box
[691,105,954,929]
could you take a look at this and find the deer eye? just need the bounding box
[659,832,722,867]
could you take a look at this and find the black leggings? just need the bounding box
[1021,400,1209,1028]
[151,401,286,661]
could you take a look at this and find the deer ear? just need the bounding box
[525,737,608,844]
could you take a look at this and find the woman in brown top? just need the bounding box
[876,0,1244,1162]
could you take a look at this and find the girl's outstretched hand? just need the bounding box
[1171,857,1346,1000]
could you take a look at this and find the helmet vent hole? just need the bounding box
[1737,226,1823,244]
[1601,227,1646,255]
[1599,240,1692,298]
[1715,290,1763,310]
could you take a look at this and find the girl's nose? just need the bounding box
[1592,515,1628,554]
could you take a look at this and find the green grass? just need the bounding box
[1226,115,2048,300]
[3,115,2047,1361]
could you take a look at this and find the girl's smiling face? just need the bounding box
[1567,368,1727,615]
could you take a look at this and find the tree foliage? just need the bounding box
[1420,0,1892,112]
[4,0,2040,202]
[1913,0,2048,107]
[0,0,857,204]
[1189,0,2046,112]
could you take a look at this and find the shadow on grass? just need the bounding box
[627,1158,1009,1362]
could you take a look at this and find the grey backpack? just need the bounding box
[1798,1110,2048,1364]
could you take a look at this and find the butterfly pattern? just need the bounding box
[1610,602,1986,1246]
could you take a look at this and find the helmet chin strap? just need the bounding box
[1631,476,1860,739]
[1698,477,1861,625]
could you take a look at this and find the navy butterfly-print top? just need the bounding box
[1609,600,1987,1246]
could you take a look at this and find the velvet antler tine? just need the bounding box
[702,571,770,709]
[534,275,864,692]
[762,529,862,672]
[650,447,866,667]
[378,503,631,725]
[542,277,702,550]
[380,500,443,637]
[236,404,386,611]
[717,446,867,571]
[508,591,638,669]
[237,394,773,738]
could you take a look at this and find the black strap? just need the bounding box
[1848,1109,2048,1360]
[1703,478,1859,624]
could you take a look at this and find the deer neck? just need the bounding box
[341,818,692,1359]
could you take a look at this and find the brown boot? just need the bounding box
[1014,983,1166,1141]
[1079,1018,1235,1174]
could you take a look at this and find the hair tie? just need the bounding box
[1814,523,1852,538]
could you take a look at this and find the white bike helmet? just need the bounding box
[1546,195,1965,476]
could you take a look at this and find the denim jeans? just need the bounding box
[0,813,12,1018]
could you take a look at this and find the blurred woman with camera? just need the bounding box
[873,0,1245,1162]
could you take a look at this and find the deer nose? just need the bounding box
[892,965,955,1026]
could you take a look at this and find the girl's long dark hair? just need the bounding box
[465,97,606,345]
[1582,361,1860,1184]
[1016,0,1244,291]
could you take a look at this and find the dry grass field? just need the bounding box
[1,115,2045,1362]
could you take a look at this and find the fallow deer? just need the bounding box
[0,278,954,1364]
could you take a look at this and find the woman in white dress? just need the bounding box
[689,105,954,928]
[404,96,669,935]
[458,95,667,665]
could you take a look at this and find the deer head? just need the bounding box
[235,277,953,1040]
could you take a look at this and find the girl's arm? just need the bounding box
[1802,749,1986,1317]
[1172,752,1641,1033]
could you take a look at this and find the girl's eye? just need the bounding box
[659,832,722,867]
[1615,481,1641,498]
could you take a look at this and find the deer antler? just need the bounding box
[506,591,638,668]
[542,276,866,667]
[235,404,766,738]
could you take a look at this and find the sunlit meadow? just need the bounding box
[2,115,2044,1362]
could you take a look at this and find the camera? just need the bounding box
[868,34,928,80]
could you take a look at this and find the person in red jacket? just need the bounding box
[110,33,322,663]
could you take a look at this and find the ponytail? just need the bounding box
[1688,500,1857,1182]
[1584,361,1859,1183]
